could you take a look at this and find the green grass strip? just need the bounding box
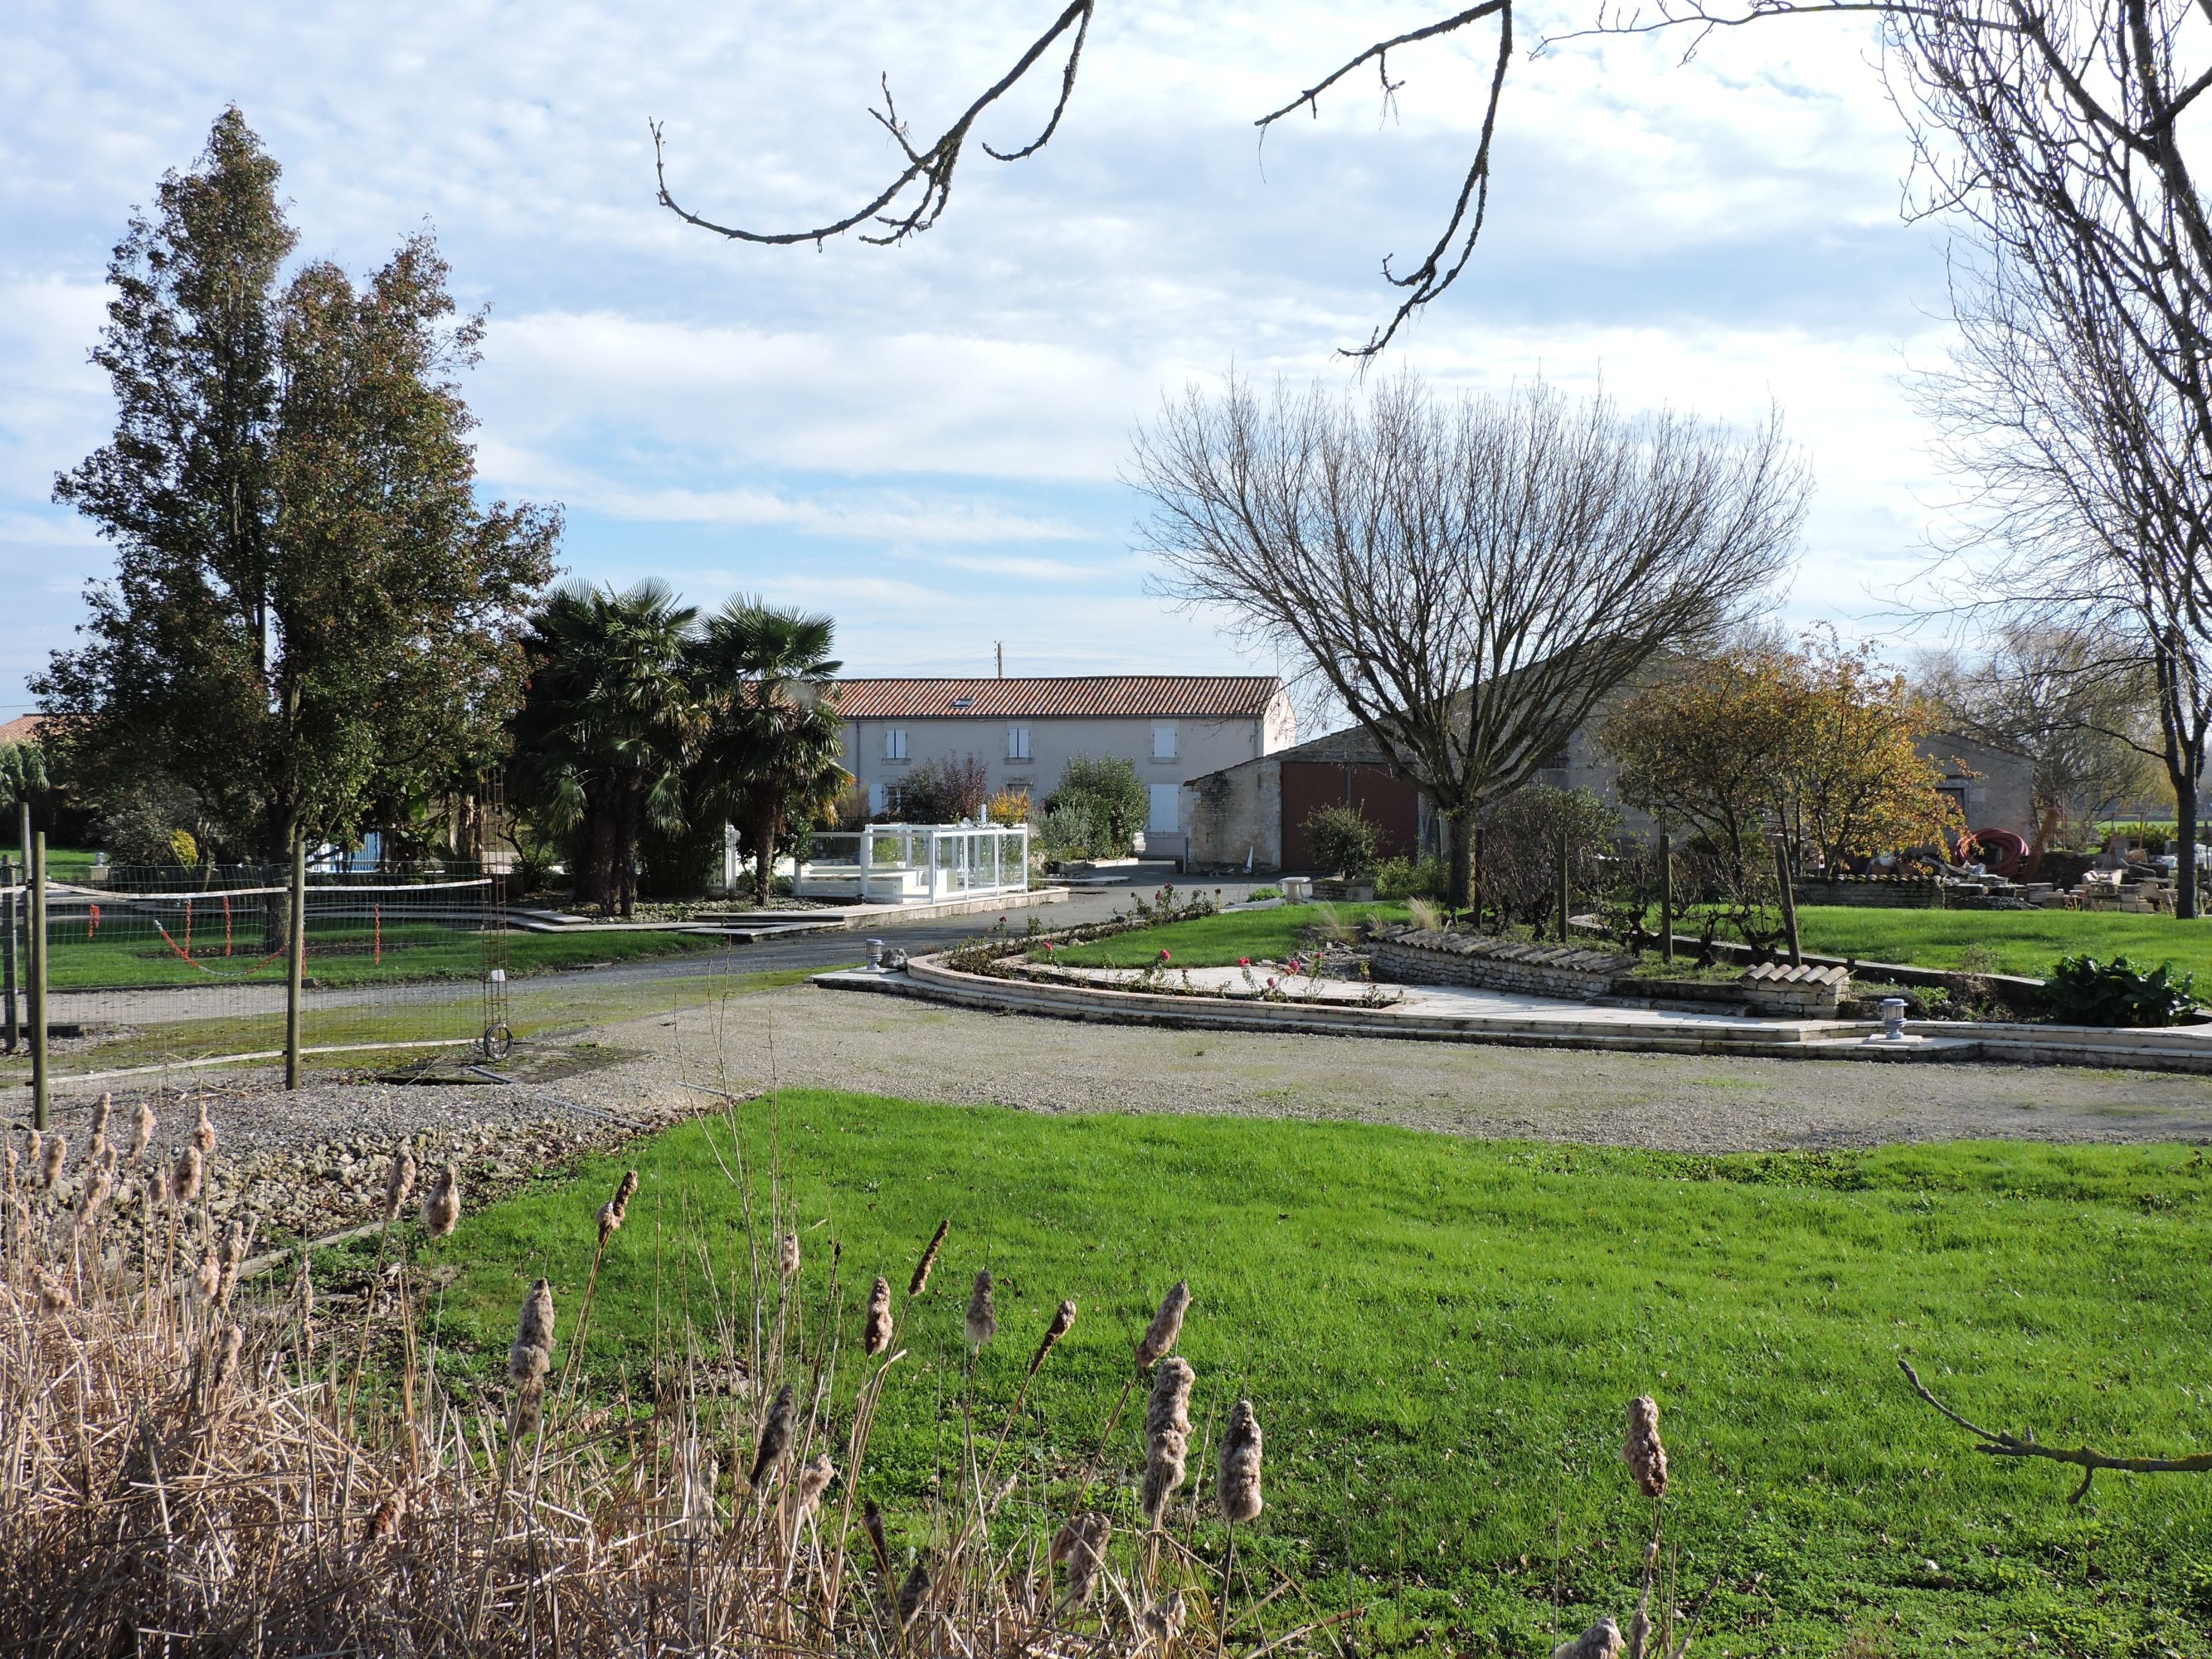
[423,1095,2212,1656]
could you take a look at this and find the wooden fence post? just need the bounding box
[28,828,47,1131]
[1772,833,1802,967]
[2,855,17,1055]
[1659,829,1675,966]
[285,833,306,1090]
[1557,823,1572,942]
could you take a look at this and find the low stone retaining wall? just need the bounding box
[1371,931,1637,1000]
[1741,962,1850,1018]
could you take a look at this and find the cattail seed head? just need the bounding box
[749,1382,795,1490]
[896,1560,930,1627]
[1134,1279,1190,1370]
[129,1102,156,1162]
[192,1097,216,1157]
[36,1269,71,1312]
[780,1452,836,1532]
[77,1162,112,1224]
[779,1232,800,1277]
[508,1280,556,1397]
[24,1131,40,1181]
[1626,1395,1668,1499]
[365,1488,407,1543]
[420,1163,459,1238]
[1145,1356,1194,1441]
[1140,1356,1195,1525]
[215,1220,244,1307]
[38,1134,65,1190]
[171,1145,204,1207]
[1051,1511,1111,1603]
[597,1169,639,1243]
[1552,1616,1624,1659]
[1142,1590,1188,1647]
[863,1496,891,1574]
[1028,1297,1077,1378]
[196,1249,221,1303]
[382,1146,416,1224]
[909,1218,949,1296]
[1218,1398,1264,1523]
[207,1322,243,1397]
[965,1269,998,1349]
[863,1276,894,1356]
[90,1093,111,1139]
[4,1143,17,1192]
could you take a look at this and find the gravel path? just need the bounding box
[606,980,2212,1151]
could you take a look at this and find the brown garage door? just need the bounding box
[1281,761,1422,869]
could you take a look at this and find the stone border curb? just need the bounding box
[815,955,2212,1076]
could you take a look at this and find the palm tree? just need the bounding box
[693,597,848,906]
[509,580,700,917]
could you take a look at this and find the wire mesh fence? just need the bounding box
[1,862,505,1085]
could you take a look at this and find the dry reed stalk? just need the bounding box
[965,1270,998,1350]
[909,1218,950,1296]
[982,1297,1079,1490]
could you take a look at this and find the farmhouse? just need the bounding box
[1182,707,2034,873]
[834,675,1295,859]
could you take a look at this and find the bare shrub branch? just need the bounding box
[1900,1359,2212,1503]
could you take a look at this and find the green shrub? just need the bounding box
[1373,853,1446,899]
[1247,885,1281,902]
[1044,755,1145,856]
[1305,804,1381,877]
[1039,803,1099,859]
[2044,953,2197,1027]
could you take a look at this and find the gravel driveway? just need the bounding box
[618,980,2212,1151]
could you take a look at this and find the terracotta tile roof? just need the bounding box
[832,676,1283,721]
[0,714,46,745]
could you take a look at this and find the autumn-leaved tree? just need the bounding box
[1605,636,1961,875]
[38,109,557,860]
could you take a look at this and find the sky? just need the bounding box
[0,0,1965,724]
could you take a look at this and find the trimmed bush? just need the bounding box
[1305,804,1381,878]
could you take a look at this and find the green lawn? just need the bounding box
[1043,902,1412,968]
[41,917,737,991]
[416,1094,2212,1657]
[1779,907,2212,983]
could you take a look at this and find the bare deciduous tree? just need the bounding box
[1555,0,2212,910]
[1130,372,1808,907]
[1914,621,2161,855]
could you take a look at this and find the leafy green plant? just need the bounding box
[1044,754,1147,856]
[2044,953,2198,1027]
[1373,854,1446,899]
[1246,885,1281,901]
[1305,804,1380,878]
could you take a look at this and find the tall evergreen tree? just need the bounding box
[40,108,558,859]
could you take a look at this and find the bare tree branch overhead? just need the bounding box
[651,3,1514,358]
